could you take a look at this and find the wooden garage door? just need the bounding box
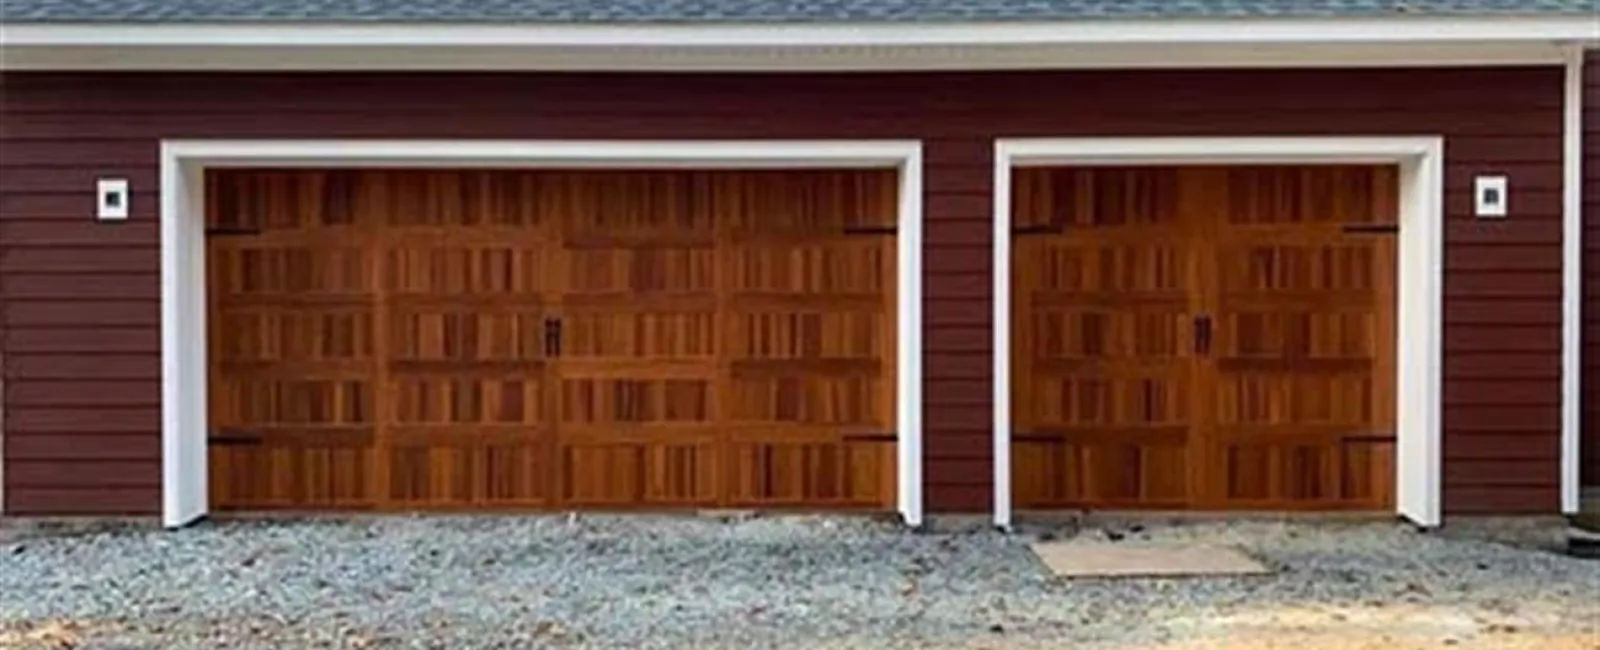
[1011,166,1397,510]
[206,169,896,511]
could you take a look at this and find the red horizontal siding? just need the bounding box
[1586,51,1600,490]
[0,67,1565,516]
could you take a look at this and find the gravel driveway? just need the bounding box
[2,516,1596,649]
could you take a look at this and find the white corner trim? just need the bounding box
[1562,48,1585,515]
[158,139,925,528]
[991,136,1446,529]
[991,153,1014,531]
[2,17,1593,71]
[160,144,209,528]
[897,145,927,528]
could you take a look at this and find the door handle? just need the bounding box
[1194,315,1212,356]
[544,317,562,357]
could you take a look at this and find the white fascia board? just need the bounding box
[0,42,1575,71]
[1,17,1593,71]
[2,16,1597,47]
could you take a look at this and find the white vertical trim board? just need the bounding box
[896,148,927,527]
[991,158,1015,530]
[991,136,1446,529]
[1562,49,1585,515]
[160,150,208,528]
[159,139,926,528]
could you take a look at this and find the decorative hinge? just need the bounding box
[1011,224,1063,236]
[205,226,263,237]
[1341,224,1398,235]
[841,225,897,236]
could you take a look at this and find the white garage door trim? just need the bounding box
[159,139,926,528]
[991,136,1445,529]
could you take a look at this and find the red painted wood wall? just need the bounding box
[0,68,1567,515]
[1584,52,1600,493]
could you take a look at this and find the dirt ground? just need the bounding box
[1122,603,1600,650]
[4,608,1599,650]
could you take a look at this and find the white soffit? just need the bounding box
[0,16,1595,70]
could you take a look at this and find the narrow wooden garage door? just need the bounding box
[206,169,896,511]
[1011,166,1396,510]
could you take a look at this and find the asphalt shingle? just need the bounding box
[0,0,1595,23]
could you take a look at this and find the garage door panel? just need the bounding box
[1013,428,1189,508]
[1012,167,1197,510]
[1080,443,1163,503]
[388,441,549,507]
[389,310,547,361]
[1225,166,1396,227]
[1340,439,1397,505]
[558,378,714,424]
[1013,165,1396,511]
[214,377,373,426]
[730,376,883,426]
[216,309,375,363]
[729,242,890,292]
[1027,310,1188,361]
[1206,167,1396,509]
[560,445,645,505]
[558,442,719,506]
[384,247,550,297]
[391,376,544,425]
[721,170,898,234]
[1214,373,1376,427]
[210,441,377,510]
[1013,437,1189,508]
[559,313,717,359]
[211,245,373,295]
[209,170,361,232]
[1217,442,1353,505]
[210,168,897,512]
[361,170,540,228]
[1024,374,1192,429]
[1012,166,1181,230]
[563,247,716,293]
[728,312,886,360]
[727,439,893,507]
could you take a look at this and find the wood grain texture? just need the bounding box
[1011,166,1397,511]
[0,67,1564,515]
[204,169,896,512]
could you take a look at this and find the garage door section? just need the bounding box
[1011,166,1396,510]
[206,169,897,512]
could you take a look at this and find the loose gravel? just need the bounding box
[2,516,1596,649]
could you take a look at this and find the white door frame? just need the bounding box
[159,139,925,528]
[991,136,1445,529]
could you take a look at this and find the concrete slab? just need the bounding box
[1029,541,1271,578]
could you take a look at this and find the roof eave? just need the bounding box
[1,15,1594,71]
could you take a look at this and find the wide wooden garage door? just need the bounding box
[206,169,897,511]
[1011,166,1397,510]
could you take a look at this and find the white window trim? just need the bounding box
[991,136,1445,529]
[159,139,925,528]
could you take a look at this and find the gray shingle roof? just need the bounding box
[1,0,1596,23]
